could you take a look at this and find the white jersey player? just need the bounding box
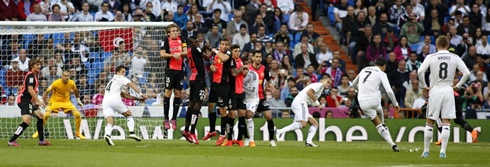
[242,67,259,146]
[276,78,332,147]
[418,36,470,158]
[102,66,148,146]
[353,58,400,152]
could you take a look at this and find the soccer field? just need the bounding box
[1,139,489,167]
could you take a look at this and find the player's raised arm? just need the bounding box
[455,58,470,89]
[417,57,430,89]
[127,82,148,100]
[213,48,230,62]
[120,92,145,101]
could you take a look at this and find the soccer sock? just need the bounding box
[172,98,181,120]
[277,122,302,134]
[190,111,199,135]
[306,125,318,143]
[209,111,217,132]
[220,116,228,135]
[73,111,81,135]
[376,124,395,146]
[163,97,170,120]
[423,123,434,153]
[43,112,51,126]
[127,116,135,134]
[105,123,113,136]
[37,119,44,141]
[184,109,193,132]
[10,122,28,142]
[268,120,275,141]
[227,117,235,140]
[247,118,254,142]
[461,121,474,132]
[440,124,451,153]
[237,117,245,140]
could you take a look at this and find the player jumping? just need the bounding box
[8,59,50,146]
[32,71,85,140]
[103,66,148,146]
[353,58,400,152]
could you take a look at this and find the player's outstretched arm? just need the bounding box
[121,92,146,101]
[127,82,149,100]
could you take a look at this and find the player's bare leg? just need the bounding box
[371,115,398,152]
[305,117,319,147]
[245,110,255,147]
[123,110,141,142]
[202,102,218,140]
[263,110,276,146]
[104,116,115,146]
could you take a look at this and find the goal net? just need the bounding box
[0,22,179,140]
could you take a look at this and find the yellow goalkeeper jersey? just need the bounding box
[48,79,77,102]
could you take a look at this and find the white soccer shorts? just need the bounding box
[102,100,130,118]
[427,90,456,120]
[245,100,259,113]
[359,99,382,120]
[291,101,312,122]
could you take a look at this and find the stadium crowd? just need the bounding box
[0,0,489,118]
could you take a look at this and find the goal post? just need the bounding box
[0,21,177,140]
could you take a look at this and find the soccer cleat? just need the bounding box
[305,142,317,147]
[39,140,51,146]
[439,152,447,158]
[249,141,256,147]
[202,131,217,140]
[236,140,244,147]
[216,135,226,146]
[471,129,480,143]
[275,129,283,142]
[105,135,115,146]
[421,152,429,158]
[435,139,442,145]
[189,133,199,145]
[76,133,86,140]
[7,141,20,147]
[392,145,400,152]
[171,120,177,130]
[232,140,238,145]
[182,131,194,143]
[226,140,233,147]
[270,140,277,147]
[244,138,250,146]
[164,120,170,129]
[32,131,39,139]
[221,139,228,146]
[129,134,142,142]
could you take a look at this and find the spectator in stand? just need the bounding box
[205,25,222,48]
[249,14,269,35]
[64,55,87,77]
[409,0,425,21]
[26,4,47,22]
[258,4,275,33]
[402,71,420,91]
[1,40,19,69]
[27,34,46,58]
[11,49,30,71]
[468,4,482,28]
[161,0,178,13]
[294,67,310,91]
[373,13,394,40]
[305,64,318,83]
[397,4,421,30]
[146,72,160,95]
[324,50,346,73]
[456,33,471,56]
[341,6,355,45]
[364,34,386,68]
[273,23,291,48]
[95,2,114,21]
[412,89,429,112]
[206,0,230,21]
[280,77,295,101]
[355,25,373,70]
[400,13,424,45]
[69,2,94,22]
[53,50,64,68]
[389,60,409,103]
[94,71,110,87]
[173,5,187,27]
[333,0,348,31]
[348,11,368,64]
[472,28,483,46]
[301,23,320,44]
[449,0,470,16]
[425,0,447,19]
[127,46,148,78]
[453,11,463,27]
[186,4,200,23]
[295,43,318,69]
[57,0,76,20]
[288,6,308,41]
[273,7,288,33]
[4,95,15,106]
[293,36,314,58]
[388,0,405,26]
[449,26,462,46]
[105,0,122,13]
[41,57,62,78]
[424,9,443,38]
[269,88,286,116]
[0,0,18,21]
[337,75,350,98]
[354,0,366,15]
[17,0,34,21]
[112,10,125,22]
[323,58,343,87]
[143,2,157,21]
[92,84,105,105]
[416,36,436,55]
[77,74,95,96]
[71,33,90,63]
[282,110,290,118]
[232,24,250,49]
[181,20,196,39]
[316,43,333,65]
[277,0,294,14]
[284,85,298,107]
[119,3,133,22]
[366,6,377,25]
[476,35,490,56]
[404,79,422,108]
[133,9,149,22]
[5,60,26,95]
[385,52,398,75]
[49,4,65,22]
[457,16,475,36]
[393,36,411,61]
[44,65,61,83]
[206,9,227,35]
[463,46,477,68]
[326,87,343,107]
[406,51,421,72]
[347,69,356,83]
[468,64,488,83]
[256,25,272,44]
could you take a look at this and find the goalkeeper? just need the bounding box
[32,71,86,139]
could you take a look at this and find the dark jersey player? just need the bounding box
[249,51,277,146]
[160,23,188,130]
[8,59,51,146]
[182,36,211,145]
[201,39,232,146]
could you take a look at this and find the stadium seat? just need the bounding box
[430,36,436,45]
[89,52,100,60]
[283,14,290,22]
[328,6,336,26]
[23,34,33,39]
[295,33,302,43]
[84,61,90,69]
[91,61,104,69]
[145,99,156,106]
[411,44,420,52]
[101,52,112,60]
[52,33,64,40]
[87,78,95,85]
[90,12,96,18]
[228,14,234,21]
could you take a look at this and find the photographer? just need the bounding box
[463,81,484,110]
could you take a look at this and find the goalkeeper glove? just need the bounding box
[77,99,84,108]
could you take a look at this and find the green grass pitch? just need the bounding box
[0,139,489,167]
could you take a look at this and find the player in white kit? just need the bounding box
[103,66,148,146]
[417,36,470,158]
[353,58,401,152]
[242,65,260,146]
[275,78,332,147]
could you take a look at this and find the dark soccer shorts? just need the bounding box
[209,82,229,107]
[257,99,271,112]
[189,80,206,102]
[18,101,39,115]
[165,69,184,90]
[228,93,246,110]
